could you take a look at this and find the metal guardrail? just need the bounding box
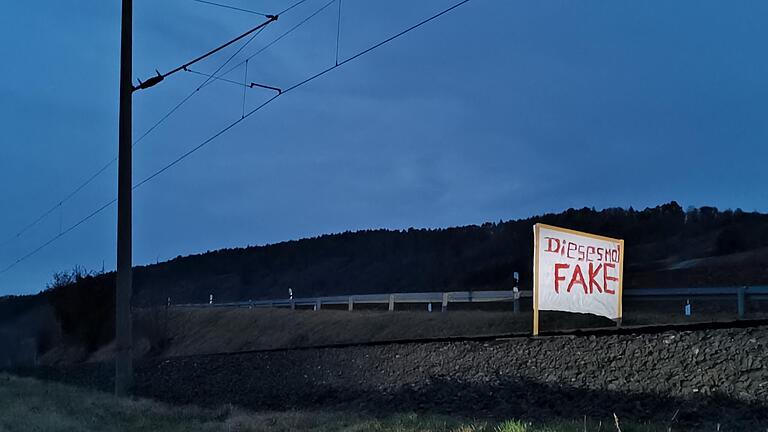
[175,290,524,312]
[173,286,768,317]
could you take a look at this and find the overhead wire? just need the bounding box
[185,68,251,87]
[0,0,474,275]
[135,16,277,91]
[1,0,326,251]
[204,0,337,84]
[335,0,342,65]
[242,60,249,117]
[137,0,475,190]
[279,0,312,15]
[192,21,271,91]
[191,0,270,17]
[0,199,118,274]
[0,6,285,250]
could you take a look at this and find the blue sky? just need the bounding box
[1,0,767,295]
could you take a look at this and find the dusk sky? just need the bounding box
[1,0,767,295]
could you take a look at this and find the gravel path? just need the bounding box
[20,325,768,430]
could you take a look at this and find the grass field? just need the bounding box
[0,373,669,432]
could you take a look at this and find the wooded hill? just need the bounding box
[132,201,768,304]
[11,201,768,306]
[2,202,768,353]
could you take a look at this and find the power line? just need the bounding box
[0,0,474,276]
[134,19,272,146]
[135,16,276,91]
[194,21,271,91]
[0,12,275,250]
[186,67,281,94]
[335,0,342,65]
[191,0,270,17]
[207,0,337,85]
[186,68,250,87]
[0,158,118,250]
[242,60,249,117]
[0,198,117,274]
[138,0,474,189]
[279,0,312,15]
[1,0,323,250]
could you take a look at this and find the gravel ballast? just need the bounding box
[20,325,768,430]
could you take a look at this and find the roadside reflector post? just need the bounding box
[348,296,354,311]
[388,294,395,312]
[737,286,746,319]
[290,299,295,310]
[512,272,520,314]
[533,225,540,336]
[315,299,321,311]
[441,292,449,312]
[513,287,520,314]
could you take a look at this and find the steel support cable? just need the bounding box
[2,3,320,249]
[203,0,337,86]
[185,69,249,87]
[0,0,473,275]
[0,199,117,274]
[136,17,274,143]
[191,0,270,16]
[0,21,272,250]
[137,22,271,147]
[242,60,249,117]
[279,0,312,15]
[136,0,474,188]
[335,0,342,65]
[135,16,276,91]
[186,67,280,93]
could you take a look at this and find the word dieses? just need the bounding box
[543,237,621,295]
[543,237,620,263]
[534,224,624,326]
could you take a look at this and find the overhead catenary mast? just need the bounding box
[115,0,133,397]
[114,3,278,397]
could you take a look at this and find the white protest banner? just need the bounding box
[533,223,624,335]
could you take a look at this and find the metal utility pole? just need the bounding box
[112,3,275,396]
[115,0,134,397]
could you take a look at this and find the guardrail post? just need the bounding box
[513,287,520,314]
[441,292,448,312]
[315,299,322,311]
[290,299,295,310]
[388,294,395,312]
[738,286,746,319]
[348,296,354,311]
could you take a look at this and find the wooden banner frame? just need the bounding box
[533,223,624,336]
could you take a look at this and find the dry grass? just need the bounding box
[155,304,764,357]
[59,299,767,365]
[0,373,668,432]
[79,307,530,363]
[148,307,529,358]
